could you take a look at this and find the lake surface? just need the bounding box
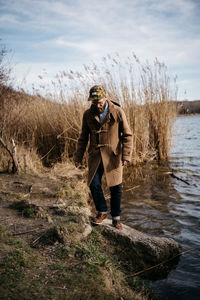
[121,115,200,300]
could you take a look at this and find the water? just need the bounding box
[121,115,200,300]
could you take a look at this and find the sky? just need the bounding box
[0,0,200,100]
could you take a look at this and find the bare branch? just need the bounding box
[0,137,19,173]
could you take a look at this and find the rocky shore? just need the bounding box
[0,163,181,299]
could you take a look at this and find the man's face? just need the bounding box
[92,97,107,113]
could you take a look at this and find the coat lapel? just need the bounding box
[89,104,101,125]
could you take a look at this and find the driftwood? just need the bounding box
[170,172,190,185]
[164,170,191,185]
[0,137,19,173]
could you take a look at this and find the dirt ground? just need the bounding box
[0,167,149,300]
[0,173,57,239]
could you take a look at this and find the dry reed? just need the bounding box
[0,53,177,171]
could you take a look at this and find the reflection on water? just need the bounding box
[122,164,182,237]
[121,115,200,300]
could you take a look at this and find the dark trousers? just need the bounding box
[89,160,122,217]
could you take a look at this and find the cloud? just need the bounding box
[53,38,99,53]
[0,13,19,25]
[149,0,196,15]
[0,0,199,99]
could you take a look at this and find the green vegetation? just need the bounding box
[0,226,36,299]
[0,225,150,300]
[0,163,155,299]
[9,200,40,218]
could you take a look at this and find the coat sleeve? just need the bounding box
[74,111,90,163]
[119,109,133,162]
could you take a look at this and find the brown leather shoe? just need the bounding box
[93,213,107,224]
[112,220,122,230]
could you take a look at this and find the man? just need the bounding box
[74,85,133,230]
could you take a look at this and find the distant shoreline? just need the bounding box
[176,100,200,115]
[178,113,200,117]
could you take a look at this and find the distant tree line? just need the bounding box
[176,100,200,115]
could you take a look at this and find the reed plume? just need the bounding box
[0,53,177,171]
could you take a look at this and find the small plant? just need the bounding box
[32,226,67,246]
[65,222,84,234]
[9,200,40,218]
[53,245,70,259]
[75,239,113,269]
[76,200,85,207]
[67,211,77,217]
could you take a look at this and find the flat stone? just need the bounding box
[100,219,181,266]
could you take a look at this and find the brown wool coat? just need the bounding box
[74,100,133,187]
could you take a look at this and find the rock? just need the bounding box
[76,215,92,240]
[100,219,181,275]
[47,215,53,224]
[68,206,92,240]
[50,198,66,209]
[67,206,91,217]
[82,223,92,238]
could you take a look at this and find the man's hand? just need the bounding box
[122,160,129,166]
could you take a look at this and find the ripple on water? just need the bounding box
[121,116,200,299]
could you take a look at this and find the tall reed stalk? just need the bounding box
[0,53,177,170]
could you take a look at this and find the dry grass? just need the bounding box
[0,53,177,172]
[0,168,150,299]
